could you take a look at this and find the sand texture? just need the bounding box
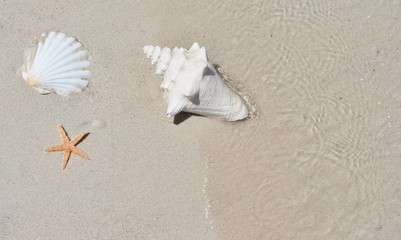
[0,1,214,239]
[2,1,401,240]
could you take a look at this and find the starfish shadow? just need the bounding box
[75,132,90,145]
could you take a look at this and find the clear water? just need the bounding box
[191,1,401,239]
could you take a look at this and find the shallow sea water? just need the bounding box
[178,0,401,239]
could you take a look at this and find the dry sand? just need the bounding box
[0,1,215,239]
[2,1,401,240]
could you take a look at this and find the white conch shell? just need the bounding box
[22,31,91,96]
[143,43,249,121]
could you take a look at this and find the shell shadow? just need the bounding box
[173,112,204,125]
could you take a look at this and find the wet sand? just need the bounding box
[196,1,401,239]
[2,1,401,240]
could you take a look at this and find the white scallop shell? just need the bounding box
[22,31,91,96]
[144,43,249,121]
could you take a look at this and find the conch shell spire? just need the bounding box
[143,45,171,75]
[143,43,249,121]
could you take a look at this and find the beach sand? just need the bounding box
[2,1,401,240]
[0,1,214,239]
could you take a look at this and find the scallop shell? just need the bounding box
[143,43,249,121]
[22,31,91,96]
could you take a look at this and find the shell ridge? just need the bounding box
[30,41,44,71]
[41,61,90,77]
[36,40,75,74]
[40,34,74,71]
[41,70,91,82]
[40,44,84,76]
[47,37,77,62]
[40,32,67,69]
[40,51,87,77]
[36,32,57,68]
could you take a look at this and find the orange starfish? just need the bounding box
[45,124,90,169]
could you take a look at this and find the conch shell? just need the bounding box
[143,43,249,121]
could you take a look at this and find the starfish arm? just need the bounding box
[71,131,88,145]
[61,150,72,170]
[72,147,90,160]
[45,144,65,152]
[58,124,70,143]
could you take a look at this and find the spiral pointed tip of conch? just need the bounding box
[144,45,172,75]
